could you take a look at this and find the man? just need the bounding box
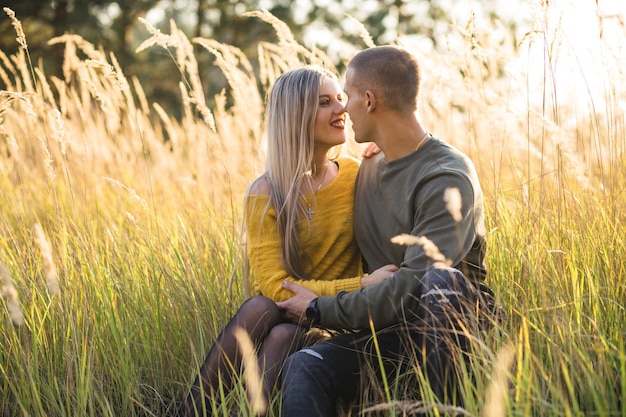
[277,45,494,416]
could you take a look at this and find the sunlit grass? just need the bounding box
[1,2,624,416]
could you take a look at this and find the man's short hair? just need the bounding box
[348,45,421,113]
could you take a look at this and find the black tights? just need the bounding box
[178,296,307,416]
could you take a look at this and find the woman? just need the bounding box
[179,65,396,416]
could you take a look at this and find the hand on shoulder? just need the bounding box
[362,143,381,158]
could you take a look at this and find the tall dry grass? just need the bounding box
[1,2,624,416]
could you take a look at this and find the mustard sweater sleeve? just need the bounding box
[244,157,363,302]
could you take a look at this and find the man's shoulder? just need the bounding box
[426,138,476,172]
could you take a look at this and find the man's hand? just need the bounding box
[276,281,318,324]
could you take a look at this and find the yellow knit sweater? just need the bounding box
[244,156,363,302]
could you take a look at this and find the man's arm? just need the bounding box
[277,264,398,323]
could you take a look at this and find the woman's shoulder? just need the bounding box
[336,155,360,171]
[335,155,360,179]
[336,154,360,165]
[246,175,271,197]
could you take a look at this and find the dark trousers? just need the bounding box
[281,267,490,417]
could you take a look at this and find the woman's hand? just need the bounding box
[360,264,398,287]
[362,143,381,158]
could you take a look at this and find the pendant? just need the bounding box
[306,204,314,218]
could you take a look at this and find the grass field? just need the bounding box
[1,4,625,417]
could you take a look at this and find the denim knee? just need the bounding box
[419,267,475,305]
[282,349,335,417]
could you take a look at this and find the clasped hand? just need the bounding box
[277,264,398,324]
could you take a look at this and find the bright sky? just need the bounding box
[510,0,626,115]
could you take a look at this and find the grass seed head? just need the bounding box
[482,344,515,417]
[33,223,59,295]
[444,187,463,223]
[390,234,451,267]
[3,8,27,49]
[233,326,267,415]
[0,263,24,325]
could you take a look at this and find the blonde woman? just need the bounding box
[179,65,396,417]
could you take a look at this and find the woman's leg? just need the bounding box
[179,296,282,417]
[256,323,308,407]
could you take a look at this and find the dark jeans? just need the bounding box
[281,267,492,417]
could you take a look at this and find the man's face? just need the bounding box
[343,67,368,143]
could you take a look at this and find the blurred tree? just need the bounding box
[1,0,157,77]
[1,0,511,116]
[1,0,112,76]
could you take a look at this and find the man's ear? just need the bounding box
[365,90,376,112]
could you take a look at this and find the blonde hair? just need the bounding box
[263,65,337,280]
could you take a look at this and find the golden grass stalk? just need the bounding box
[482,344,515,417]
[243,10,335,71]
[3,8,27,50]
[364,400,472,416]
[102,177,148,211]
[37,134,56,184]
[0,262,24,325]
[33,223,59,295]
[444,187,463,223]
[346,14,376,48]
[233,326,266,415]
[391,234,452,267]
[135,17,177,53]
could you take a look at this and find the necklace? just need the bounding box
[305,162,329,218]
[415,131,431,151]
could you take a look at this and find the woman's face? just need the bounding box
[313,78,347,148]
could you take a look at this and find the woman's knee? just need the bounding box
[267,323,304,342]
[264,323,307,352]
[237,295,280,320]
[239,295,278,314]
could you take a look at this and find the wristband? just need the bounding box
[305,297,321,326]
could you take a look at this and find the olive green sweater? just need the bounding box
[244,156,363,302]
[317,137,488,331]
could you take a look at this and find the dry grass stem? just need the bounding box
[233,326,266,415]
[0,263,24,325]
[3,8,27,49]
[102,177,148,211]
[33,223,59,295]
[391,234,452,267]
[37,135,56,183]
[346,14,376,48]
[444,187,463,222]
[364,399,473,416]
[135,18,175,53]
[482,344,515,417]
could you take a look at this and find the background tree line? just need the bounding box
[0,0,510,117]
